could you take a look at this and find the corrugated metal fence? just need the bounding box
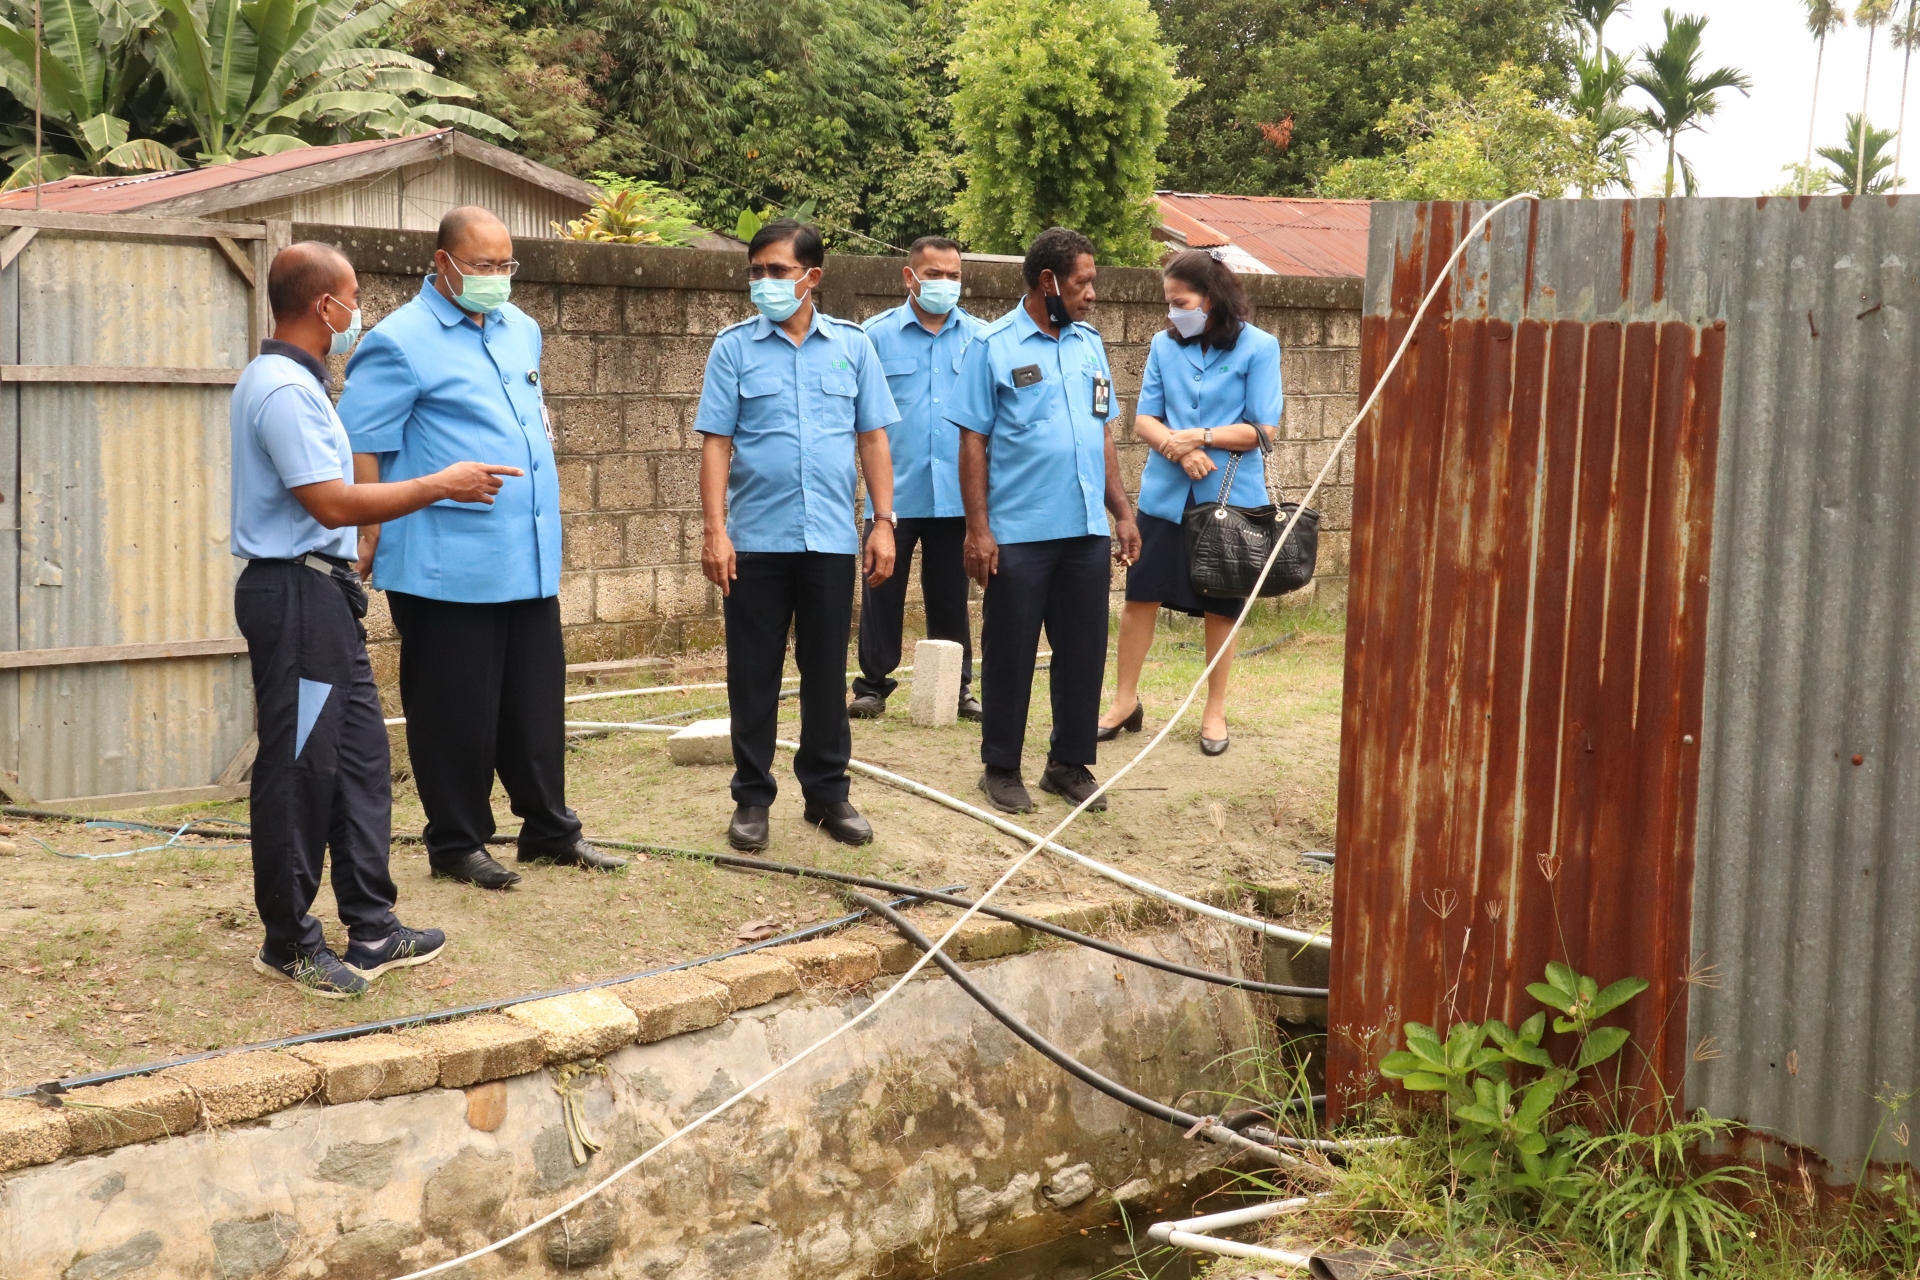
[1333,195,1920,1178]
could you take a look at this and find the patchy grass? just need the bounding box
[0,599,1343,1090]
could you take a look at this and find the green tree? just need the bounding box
[1317,64,1598,200]
[950,0,1183,264]
[1569,49,1640,194]
[1801,1,1848,194]
[1151,0,1294,195]
[1820,112,1903,192]
[1894,0,1919,189]
[1856,0,1896,194]
[1569,0,1631,53]
[1628,8,1749,197]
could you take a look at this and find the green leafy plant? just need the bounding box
[557,173,702,245]
[1568,1113,1753,1279]
[732,197,812,243]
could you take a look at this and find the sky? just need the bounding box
[1606,0,1920,196]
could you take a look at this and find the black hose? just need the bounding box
[596,840,1329,999]
[843,889,1301,1168]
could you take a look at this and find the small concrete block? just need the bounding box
[400,1015,547,1088]
[167,1052,321,1126]
[504,989,640,1063]
[849,925,920,975]
[466,1081,509,1132]
[668,717,733,766]
[1021,899,1114,938]
[951,918,1030,961]
[609,971,731,1043]
[0,1097,71,1171]
[62,1075,200,1154]
[700,952,800,1011]
[908,639,964,726]
[289,1036,439,1105]
[778,937,881,987]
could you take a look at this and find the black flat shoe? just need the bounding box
[803,799,873,846]
[1095,700,1144,742]
[728,804,771,852]
[848,693,887,719]
[431,850,522,890]
[520,836,628,870]
[1200,735,1230,756]
[957,691,983,721]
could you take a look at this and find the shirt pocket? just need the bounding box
[820,373,859,429]
[882,358,918,380]
[1003,378,1055,429]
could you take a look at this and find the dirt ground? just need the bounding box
[0,602,1343,1091]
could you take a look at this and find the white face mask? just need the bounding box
[1168,304,1207,339]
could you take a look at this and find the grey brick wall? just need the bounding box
[307,226,1361,679]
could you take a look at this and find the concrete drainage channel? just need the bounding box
[0,886,1326,1279]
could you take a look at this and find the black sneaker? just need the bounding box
[1039,758,1108,812]
[253,946,369,1000]
[344,926,447,980]
[978,766,1033,814]
[848,693,887,719]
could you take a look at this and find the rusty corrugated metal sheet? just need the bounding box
[1155,194,1371,277]
[1329,199,1723,1119]
[10,233,254,800]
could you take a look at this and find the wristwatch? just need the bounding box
[874,511,898,527]
[1203,427,1214,448]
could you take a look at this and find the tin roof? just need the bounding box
[0,129,601,217]
[1155,193,1371,278]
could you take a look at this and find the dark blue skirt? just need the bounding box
[1125,512,1245,619]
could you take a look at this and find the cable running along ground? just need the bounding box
[382,194,1539,1280]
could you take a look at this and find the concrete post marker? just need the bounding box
[61,1075,200,1154]
[909,639,964,726]
[0,1098,71,1172]
[289,1035,440,1105]
[667,717,734,766]
[504,989,641,1063]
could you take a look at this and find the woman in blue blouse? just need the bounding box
[1098,251,1282,755]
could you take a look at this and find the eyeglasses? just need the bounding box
[747,263,811,281]
[444,250,520,277]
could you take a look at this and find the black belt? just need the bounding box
[254,553,367,619]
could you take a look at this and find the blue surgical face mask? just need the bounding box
[1169,304,1207,339]
[914,272,962,315]
[750,277,810,323]
[323,297,363,355]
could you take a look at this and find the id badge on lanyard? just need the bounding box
[1091,372,1112,417]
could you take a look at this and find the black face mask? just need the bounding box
[1042,287,1072,328]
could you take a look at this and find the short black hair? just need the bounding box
[749,219,825,270]
[1023,227,1096,289]
[908,235,962,262]
[438,205,504,254]
[267,242,352,318]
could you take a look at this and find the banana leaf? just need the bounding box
[234,129,306,152]
[409,101,514,138]
[0,151,78,188]
[97,134,183,167]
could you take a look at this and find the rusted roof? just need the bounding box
[1155,193,1371,278]
[0,130,600,215]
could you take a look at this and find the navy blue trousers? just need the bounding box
[979,535,1111,771]
[235,559,398,960]
[853,516,974,702]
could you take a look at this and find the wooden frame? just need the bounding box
[0,366,243,384]
[0,209,267,239]
[0,637,249,670]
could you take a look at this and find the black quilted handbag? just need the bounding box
[1181,449,1320,599]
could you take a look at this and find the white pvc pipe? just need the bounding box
[1150,1196,1311,1239]
[1159,1231,1312,1269]
[563,721,679,733]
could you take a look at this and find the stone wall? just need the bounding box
[308,226,1362,675]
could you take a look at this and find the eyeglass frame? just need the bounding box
[746,262,817,281]
[441,249,521,278]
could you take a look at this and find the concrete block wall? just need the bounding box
[306,226,1361,675]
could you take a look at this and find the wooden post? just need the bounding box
[252,219,292,352]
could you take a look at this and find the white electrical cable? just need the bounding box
[382,195,1534,1280]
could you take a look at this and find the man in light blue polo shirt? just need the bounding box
[947,227,1141,816]
[233,241,520,997]
[341,206,627,891]
[695,219,900,853]
[849,235,984,722]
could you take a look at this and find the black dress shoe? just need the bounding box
[431,850,522,890]
[1095,700,1144,743]
[1200,733,1230,756]
[728,804,770,852]
[803,799,873,846]
[848,693,887,719]
[1040,757,1108,812]
[977,766,1032,814]
[520,836,628,870]
[957,691,983,721]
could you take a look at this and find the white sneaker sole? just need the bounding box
[344,941,446,981]
[252,953,364,1000]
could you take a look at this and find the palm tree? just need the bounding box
[1571,49,1643,195]
[1820,112,1904,191]
[1857,0,1897,194]
[1802,1,1848,194]
[1894,0,1920,189]
[1629,10,1752,197]
[1571,0,1633,56]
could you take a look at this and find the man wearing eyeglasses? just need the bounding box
[340,205,627,890]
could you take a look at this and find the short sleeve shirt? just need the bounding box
[1133,323,1284,523]
[338,277,561,602]
[861,301,982,519]
[229,344,357,561]
[944,303,1113,545]
[692,310,899,554]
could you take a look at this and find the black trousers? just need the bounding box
[235,560,398,959]
[980,535,1111,771]
[724,552,856,808]
[853,516,973,702]
[387,592,580,867]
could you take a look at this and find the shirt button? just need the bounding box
[533,460,541,471]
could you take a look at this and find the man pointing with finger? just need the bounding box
[342,206,627,890]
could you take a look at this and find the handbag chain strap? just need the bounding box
[1209,445,1275,511]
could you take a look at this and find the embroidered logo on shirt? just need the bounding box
[831,359,849,370]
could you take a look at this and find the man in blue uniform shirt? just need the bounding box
[341,207,627,890]
[233,241,520,996]
[947,227,1142,816]
[695,220,900,853]
[848,235,984,722]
